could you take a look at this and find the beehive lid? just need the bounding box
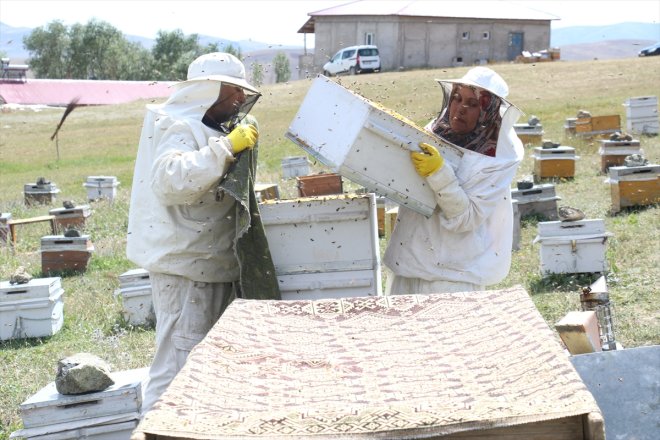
[532,146,576,158]
[40,235,93,251]
[514,123,544,134]
[0,277,62,303]
[537,219,607,237]
[84,176,119,187]
[48,205,91,217]
[118,268,150,289]
[19,368,148,429]
[598,139,641,148]
[511,183,559,202]
[608,164,660,180]
[24,183,59,193]
[624,95,658,106]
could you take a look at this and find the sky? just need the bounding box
[1,0,659,47]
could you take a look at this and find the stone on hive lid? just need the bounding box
[623,153,648,167]
[558,206,585,222]
[541,139,560,149]
[528,115,540,126]
[9,266,33,285]
[55,353,114,395]
[36,177,50,185]
[577,109,591,118]
[62,200,76,209]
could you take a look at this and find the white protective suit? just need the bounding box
[384,73,523,294]
[127,81,240,283]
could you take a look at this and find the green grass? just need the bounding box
[1,57,659,437]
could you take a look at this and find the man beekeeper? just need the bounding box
[126,52,280,417]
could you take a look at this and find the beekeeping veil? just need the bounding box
[153,52,260,134]
[431,67,522,160]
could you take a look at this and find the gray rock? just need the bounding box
[36,177,50,185]
[541,139,560,149]
[63,228,81,237]
[623,154,648,167]
[62,200,76,209]
[9,266,32,285]
[55,353,114,395]
[577,109,591,118]
[527,115,540,126]
[558,206,585,222]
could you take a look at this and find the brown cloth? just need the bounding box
[135,286,602,439]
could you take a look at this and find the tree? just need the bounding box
[223,43,242,60]
[273,52,290,83]
[152,29,201,81]
[250,62,264,87]
[23,21,70,78]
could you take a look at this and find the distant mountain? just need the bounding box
[551,22,659,47]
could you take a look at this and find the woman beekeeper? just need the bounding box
[384,66,524,294]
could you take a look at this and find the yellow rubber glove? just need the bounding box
[227,124,258,154]
[411,142,444,177]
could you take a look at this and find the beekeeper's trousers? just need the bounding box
[141,272,237,415]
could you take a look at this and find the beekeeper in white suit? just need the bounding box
[127,52,279,418]
[384,67,524,294]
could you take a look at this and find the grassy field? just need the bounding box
[1,57,659,436]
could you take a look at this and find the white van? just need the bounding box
[323,45,381,76]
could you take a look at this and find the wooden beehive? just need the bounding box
[0,212,10,244]
[513,123,544,145]
[24,182,60,206]
[296,173,343,197]
[49,205,92,233]
[510,183,561,220]
[259,193,381,300]
[598,140,642,173]
[533,219,612,275]
[41,234,94,275]
[575,115,621,137]
[532,146,577,180]
[0,277,64,341]
[608,165,660,213]
[254,183,280,202]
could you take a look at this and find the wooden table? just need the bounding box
[6,215,57,247]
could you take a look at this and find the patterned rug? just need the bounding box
[136,286,601,439]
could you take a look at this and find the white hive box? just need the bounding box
[0,277,64,341]
[624,96,658,135]
[533,219,613,275]
[281,156,309,179]
[83,176,119,201]
[260,193,382,300]
[286,76,463,217]
[510,183,561,220]
[24,182,60,206]
[114,268,154,327]
[13,368,148,440]
[16,419,138,440]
